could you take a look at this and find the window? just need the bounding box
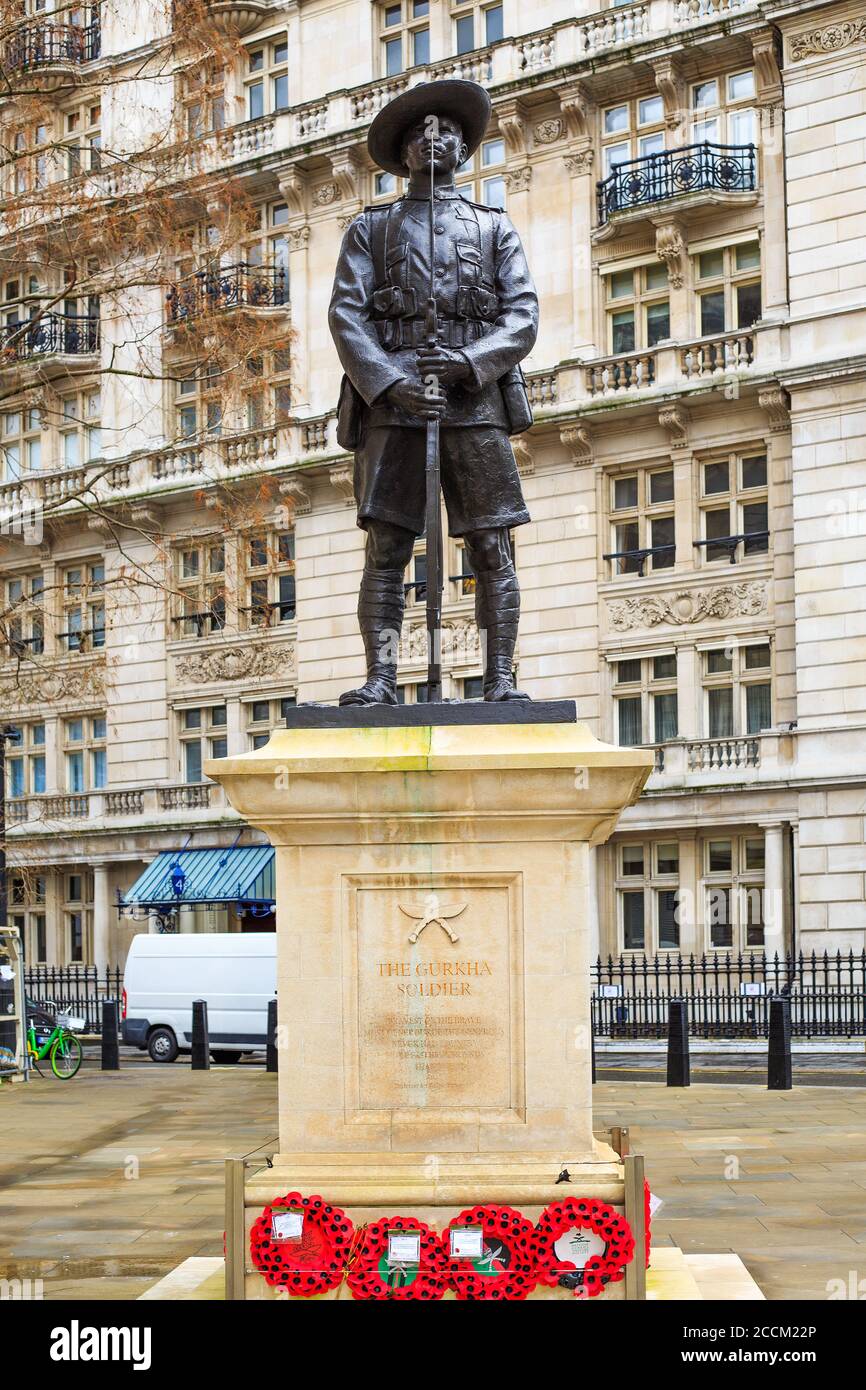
[703,834,765,950]
[462,675,484,700]
[374,170,402,200]
[407,542,427,606]
[243,530,296,628]
[58,387,101,466]
[5,572,44,655]
[245,36,289,119]
[380,0,430,75]
[616,839,681,952]
[601,94,665,178]
[696,241,761,337]
[605,262,670,356]
[454,540,476,598]
[606,465,675,575]
[173,540,226,638]
[2,406,41,478]
[63,714,106,792]
[702,641,771,737]
[61,562,104,652]
[451,1,504,52]
[180,63,225,139]
[691,69,756,149]
[5,721,46,798]
[613,654,678,746]
[397,681,430,704]
[62,98,101,177]
[174,362,223,442]
[64,871,93,963]
[240,201,290,306]
[244,343,292,429]
[456,135,506,208]
[697,450,768,564]
[246,696,296,749]
[179,705,228,782]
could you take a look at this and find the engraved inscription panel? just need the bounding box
[353,881,517,1112]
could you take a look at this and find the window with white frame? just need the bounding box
[697,450,768,564]
[61,561,104,652]
[58,386,101,467]
[702,641,772,738]
[241,201,290,305]
[691,69,757,148]
[243,343,292,430]
[180,62,225,139]
[5,571,44,655]
[373,169,403,201]
[613,654,678,746]
[1,270,40,336]
[173,539,226,638]
[452,0,504,53]
[453,538,476,599]
[246,695,297,749]
[607,465,675,576]
[601,93,665,178]
[695,241,761,337]
[174,362,223,441]
[179,705,228,783]
[407,539,427,606]
[62,98,101,177]
[617,839,681,952]
[380,1,430,76]
[245,35,289,120]
[10,872,47,961]
[397,680,430,704]
[65,870,93,964]
[461,674,484,700]
[6,720,46,797]
[243,530,295,629]
[9,122,50,194]
[1,405,41,479]
[703,834,765,950]
[605,262,670,356]
[64,714,107,791]
[457,134,506,208]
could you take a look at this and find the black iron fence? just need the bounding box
[592,951,866,1039]
[5,17,101,72]
[24,965,122,1034]
[166,262,288,323]
[596,142,757,223]
[0,313,100,362]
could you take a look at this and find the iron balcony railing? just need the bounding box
[166,262,288,324]
[0,313,100,363]
[596,142,757,223]
[5,16,101,72]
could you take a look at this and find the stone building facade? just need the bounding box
[1,0,865,968]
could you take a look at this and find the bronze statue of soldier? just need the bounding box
[328,79,538,706]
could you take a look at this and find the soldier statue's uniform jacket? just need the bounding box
[328,188,539,537]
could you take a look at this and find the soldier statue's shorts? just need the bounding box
[354,426,531,537]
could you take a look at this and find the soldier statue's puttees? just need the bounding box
[328,79,539,706]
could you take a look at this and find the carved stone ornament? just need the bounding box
[288,224,311,250]
[658,403,689,447]
[176,642,295,684]
[0,661,106,709]
[559,81,593,142]
[563,148,594,177]
[790,18,866,61]
[279,474,312,515]
[315,182,339,206]
[329,462,355,503]
[504,165,532,193]
[608,581,768,632]
[534,117,564,145]
[655,221,686,289]
[495,98,529,158]
[759,385,791,433]
[405,620,480,661]
[560,422,594,465]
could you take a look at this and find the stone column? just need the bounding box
[753,31,787,321]
[759,821,786,957]
[677,835,699,955]
[92,862,110,971]
[588,842,600,962]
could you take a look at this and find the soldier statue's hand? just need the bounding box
[385,376,446,417]
[416,346,474,388]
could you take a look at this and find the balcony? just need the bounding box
[596,143,757,226]
[166,262,288,327]
[644,730,796,792]
[680,330,754,381]
[0,313,99,376]
[3,16,100,91]
[6,781,226,828]
[585,350,656,397]
[172,1,271,35]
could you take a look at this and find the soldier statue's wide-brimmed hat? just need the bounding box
[367,79,492,178]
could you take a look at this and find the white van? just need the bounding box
[121,933,277,1063]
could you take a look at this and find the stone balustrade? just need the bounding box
[680,331,755,380]
[585,351,656,396]
[7,782,228,828]
[578,4,650,53]
[645,732,795,788]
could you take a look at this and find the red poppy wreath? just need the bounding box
[249,1192,355,1297]
[441,1204,538,1301]
[346,1216,448,1301]
[534,1197,635,1298]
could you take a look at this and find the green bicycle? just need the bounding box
[26,1011,84,1080]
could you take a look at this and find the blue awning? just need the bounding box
[120,846,275,910]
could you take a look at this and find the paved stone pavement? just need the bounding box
[1,1065,864,1301]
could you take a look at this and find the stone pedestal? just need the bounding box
[207,702,653,1297]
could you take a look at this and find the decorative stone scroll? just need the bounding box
[176,642,295,684]
[789,19,866,61]
[608,581,768,632]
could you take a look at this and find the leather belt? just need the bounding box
[377,318,491,349]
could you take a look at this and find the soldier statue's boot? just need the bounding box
[339,567,404,706]
[475,564,531,702]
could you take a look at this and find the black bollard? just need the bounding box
[666,998,690,1087]
[101,999,120,1071]
[266,997,278,1073]
[768,996,792,1090]
[191,999,210,1071]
